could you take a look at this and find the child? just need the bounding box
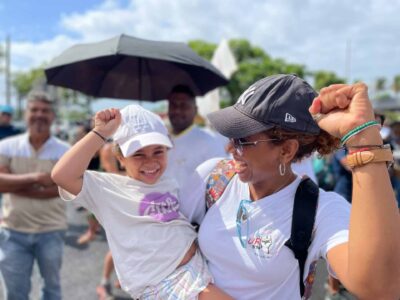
[52,105,231,300]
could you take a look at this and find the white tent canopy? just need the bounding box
[196,39,238,119]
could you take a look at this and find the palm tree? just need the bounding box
[392,75,400,96]
[375,77,386,93]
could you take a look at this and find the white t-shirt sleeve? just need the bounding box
[58,170,107,214]
[306,190,351,278]
[179,158,223,225]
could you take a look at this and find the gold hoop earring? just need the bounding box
[279,163,286,176]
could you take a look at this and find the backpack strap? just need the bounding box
[284,177,319,297]
[205,159,236,210]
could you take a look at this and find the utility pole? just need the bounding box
[345,39,352,84]
[5,35,11,105]
[0,40,3,103]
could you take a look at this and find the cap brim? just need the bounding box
[207,106,274,138]
[119,132,173,157]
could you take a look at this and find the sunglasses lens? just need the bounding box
[231,139,242,155]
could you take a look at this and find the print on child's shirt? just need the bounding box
[139,192,179,222]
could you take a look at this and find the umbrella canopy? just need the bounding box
[45,34,229,101]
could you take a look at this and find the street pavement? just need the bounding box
[0,201,355,300]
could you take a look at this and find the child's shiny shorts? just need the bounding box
[140,249,213,300]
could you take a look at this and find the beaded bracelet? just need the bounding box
[91,130,107,142]
[340,121,380,146]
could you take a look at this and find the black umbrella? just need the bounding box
[44,34,228,101]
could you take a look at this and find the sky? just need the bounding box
[0,0,400,110]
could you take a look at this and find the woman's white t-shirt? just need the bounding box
[59,171,197,298]
[179,158,351,300]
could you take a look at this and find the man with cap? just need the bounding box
[0,104,22,140]
[166,85,227,184]
[179,74,400,299]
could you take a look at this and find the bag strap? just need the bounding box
[205,159,236,210]
[284,177,319,297]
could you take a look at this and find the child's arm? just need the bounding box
[52,108,121,196]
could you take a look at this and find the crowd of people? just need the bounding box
[0,75,399,300]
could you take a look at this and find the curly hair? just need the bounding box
[264,128,340,162]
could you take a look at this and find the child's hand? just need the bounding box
[93,108,121,138]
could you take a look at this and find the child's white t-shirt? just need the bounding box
[59,171,197,298]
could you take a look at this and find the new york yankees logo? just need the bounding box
[237,85,256,105]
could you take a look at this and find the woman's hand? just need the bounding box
[309,82,375,139]
[93,108,121,138]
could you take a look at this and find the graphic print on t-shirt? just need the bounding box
[248,228,281,259]
[139,192,179,222]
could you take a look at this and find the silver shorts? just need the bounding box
[140,249,213,300]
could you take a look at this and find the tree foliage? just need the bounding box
[392,75,400,95]
[189,38,306,104]
[12,68,45,98]
[313,71,345,91]
[375,77,386,92]
[188,40,217,61]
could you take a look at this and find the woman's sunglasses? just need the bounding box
[230,138,280,156]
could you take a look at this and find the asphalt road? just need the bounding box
[0,201,355,300]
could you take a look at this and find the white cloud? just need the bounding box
[11,35,77,71]
[6,0,400,87]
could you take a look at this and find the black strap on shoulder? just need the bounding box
[284,177,319,297]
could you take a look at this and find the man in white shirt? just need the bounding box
[0,91,70,300]
[166,85,227,183]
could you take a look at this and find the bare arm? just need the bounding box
[310,83,400,299]
[0,165,52,193]
[14,185,60,199]
[51,108,121,196]
[99,143,123,174]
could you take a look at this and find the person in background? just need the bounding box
[331,147,352,203]
[166,85,227,183]
[386,120,400,208]
[71,121,124,300]
[0,91,70,300]
[73,121,102,245]
[95,143,125,300]
[0,104,22,140]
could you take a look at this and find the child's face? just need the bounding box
[118,145,168,184]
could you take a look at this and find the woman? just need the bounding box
[179,74,400,299]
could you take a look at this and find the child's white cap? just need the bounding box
[113,104,172,157]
